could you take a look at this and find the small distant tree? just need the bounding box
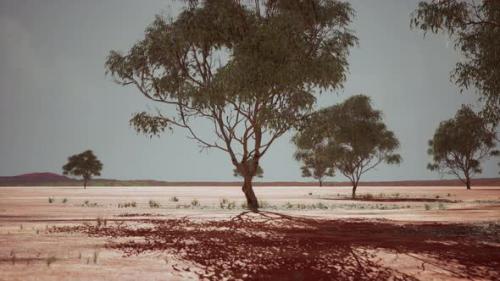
[427,105,498,189]
[294,95,401,198]
[62,150,103,189]
[294,146,334,187]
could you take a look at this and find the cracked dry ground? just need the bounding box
[52,212,500,281]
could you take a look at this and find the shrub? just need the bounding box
[149,200,161,208]
[170,196,179,202]
[62,198,68,204]
[191,199,200,207]
[96,217,107,228]
[82,200,99,207]
[363,193,374,200]
[48,197,54,203]
[219,198,236,209]
[425,204,431,211]
[93,251,99,264]
[118,201,137,208]
[259,200,273,209]
[315,202,328,209]
[46,256,57,267]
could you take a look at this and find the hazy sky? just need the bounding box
[0,0,497,181]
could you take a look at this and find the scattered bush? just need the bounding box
[474,199,500,204]
[48,197,54,203]
[361,193,374,200]
[118,201,137,208]
[93,251,99,264]
[46,256,57,267]
[219,198,236,209]
[170,196,179,202]
[259,200,275,209]
[96,217,107,228]
[191,199,200,207]
[82,200,99,207]
[62,198,68,204]
[315,202,328,209]
[425,204,431,211]
[279,202,329,210]
[149,200,161,208]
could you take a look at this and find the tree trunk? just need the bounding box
[83,179,87,189]
[319,179,323,187]
[351,184,357,199]
[465,177,471,190]
[242,174,259,211]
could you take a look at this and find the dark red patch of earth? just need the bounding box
[53,212,500,281]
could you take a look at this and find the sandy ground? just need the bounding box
[0,185,499,280]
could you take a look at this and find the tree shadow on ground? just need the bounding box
[322,197,457,203]
[54,212,500,281]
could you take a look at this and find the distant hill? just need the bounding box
[0,172,499,187]
[0,172,73,184]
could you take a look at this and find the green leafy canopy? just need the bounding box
[62,150,103,181]
[411,0,500,123]
[427,105,498,185]
[105,0,357,184]
[294,95,401,192]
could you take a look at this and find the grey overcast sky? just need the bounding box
[0,0,497,181]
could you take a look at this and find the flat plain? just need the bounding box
[1,185,499,280]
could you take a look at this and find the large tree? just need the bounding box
[294,144,334,187]
[62,150,103,189]
[427,105,498,189]
[105,0,356,210]
[294,95,401,198]
[411,0,500,124]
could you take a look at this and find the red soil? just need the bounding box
[324,197,458,202]
[53,212,500,281]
